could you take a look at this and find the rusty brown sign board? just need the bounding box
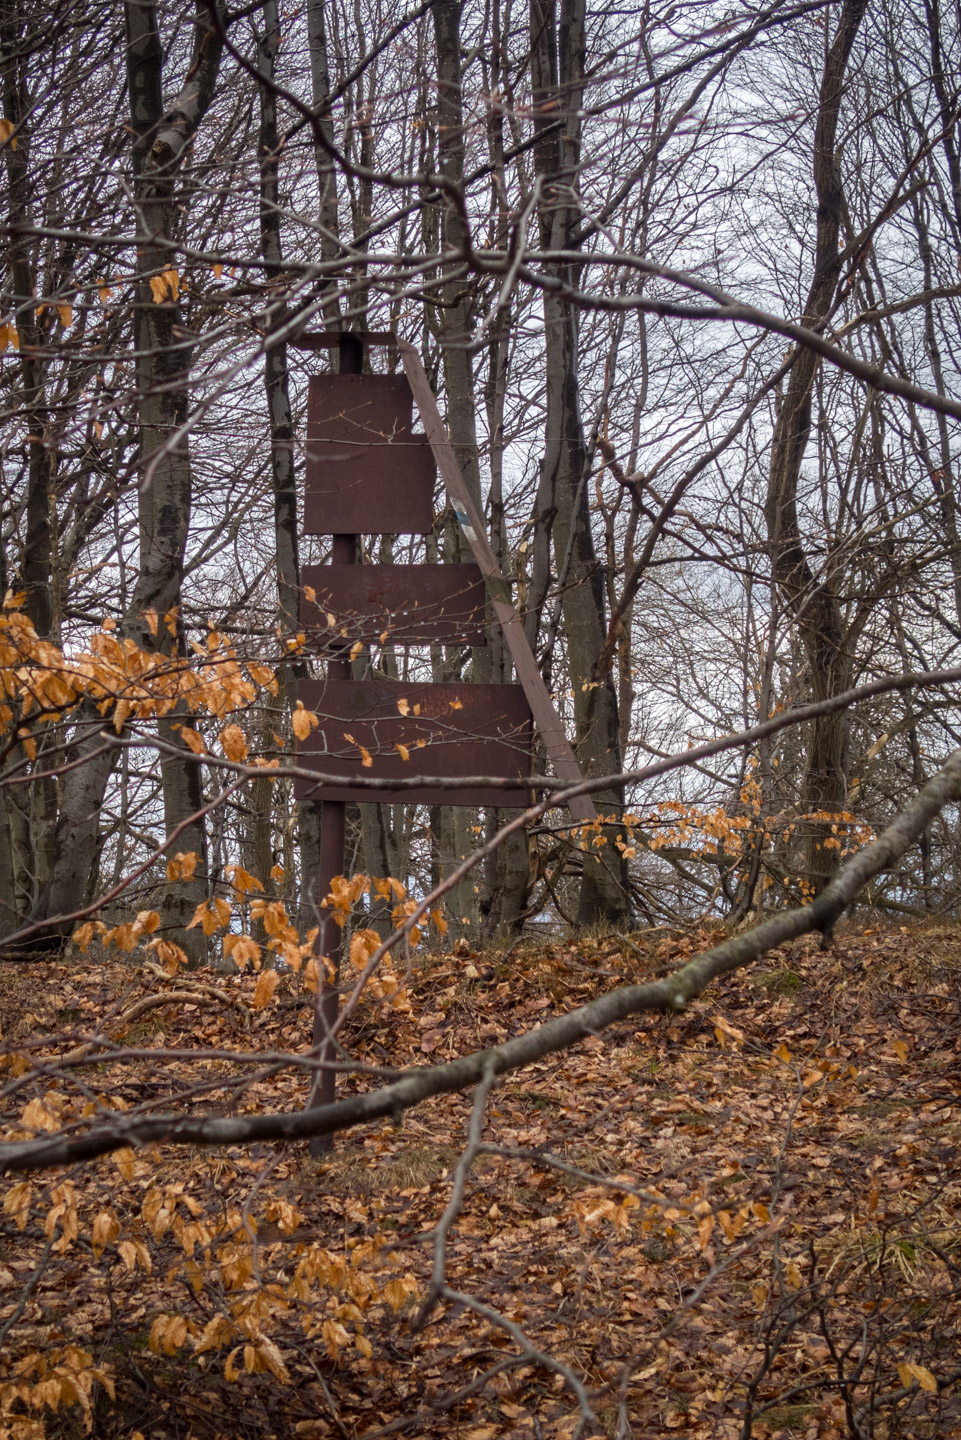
[294,679,533,807]
[303,375,435,536]
[301,563,487,647]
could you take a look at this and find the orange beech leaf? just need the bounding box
[104,921,143,952]
[292,702,319,741]
[430,907,448,936]
[112,698,131,734]
[91,1209,120,1260]
[228,864,263,896]
[72,920,105,952]
[187,897,231,934]
[150,1314,188,1356]
[223,933,260,969]
[117,1238,152,1272]
[322,1319,350,1361]
[250,899,290,937]
[166,850,199,883]
[149,268,179,303]
[148,938,188,975]
[3,1181,33,1230]
[252,1335,289,1383]
[219,724,247,762]
[898,1362,938,1394]
[349,928,381,970]
[252,969,280,1008]
[247,661,277,692]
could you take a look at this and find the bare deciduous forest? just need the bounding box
[2,0,961,1434]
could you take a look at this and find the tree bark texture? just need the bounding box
[431,0,493,935]
[306,0,343,323]
[26,2,226,953]
[531,0,630,924]
[763,0,868,894]
[1,1,59,932]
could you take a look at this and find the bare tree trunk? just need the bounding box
[479,0,531,934]
[126,1,227,963]
[25,1,226,954]
[764,0,868,895]
[252,0,299,945]
[307,0,343,324]
[531,0,630,925]
[430,0,492,936]
[1,2,57,930]
[483,332,531,933]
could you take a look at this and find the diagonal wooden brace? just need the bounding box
[398,339,597,823]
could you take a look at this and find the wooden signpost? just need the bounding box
[291,331,596,1149]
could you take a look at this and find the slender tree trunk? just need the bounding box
[252,0,298,944]
[764,0,868,895]
[1,3,58,931]
[25,2,226,953]
[531,0,630,924]
[307,0,343,323]
[479,0,531,934]
[483,332,531,933]
[255,0,324,940]
[126,1,226,963]
[430,0,492,935]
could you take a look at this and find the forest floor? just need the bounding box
[0,921,960,1440]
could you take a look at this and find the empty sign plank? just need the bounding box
[303,375,435,535]
[301,564,487,647]
[294,679,533,807]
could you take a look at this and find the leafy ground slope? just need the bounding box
[0,923,959,1439]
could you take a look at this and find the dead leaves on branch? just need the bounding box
[0,1134,416,1436]
[71,867,436,1006]
[0,592,280,750]
[1,1346,115,1435]
[148,267,180,304]
[72,909,161,957]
